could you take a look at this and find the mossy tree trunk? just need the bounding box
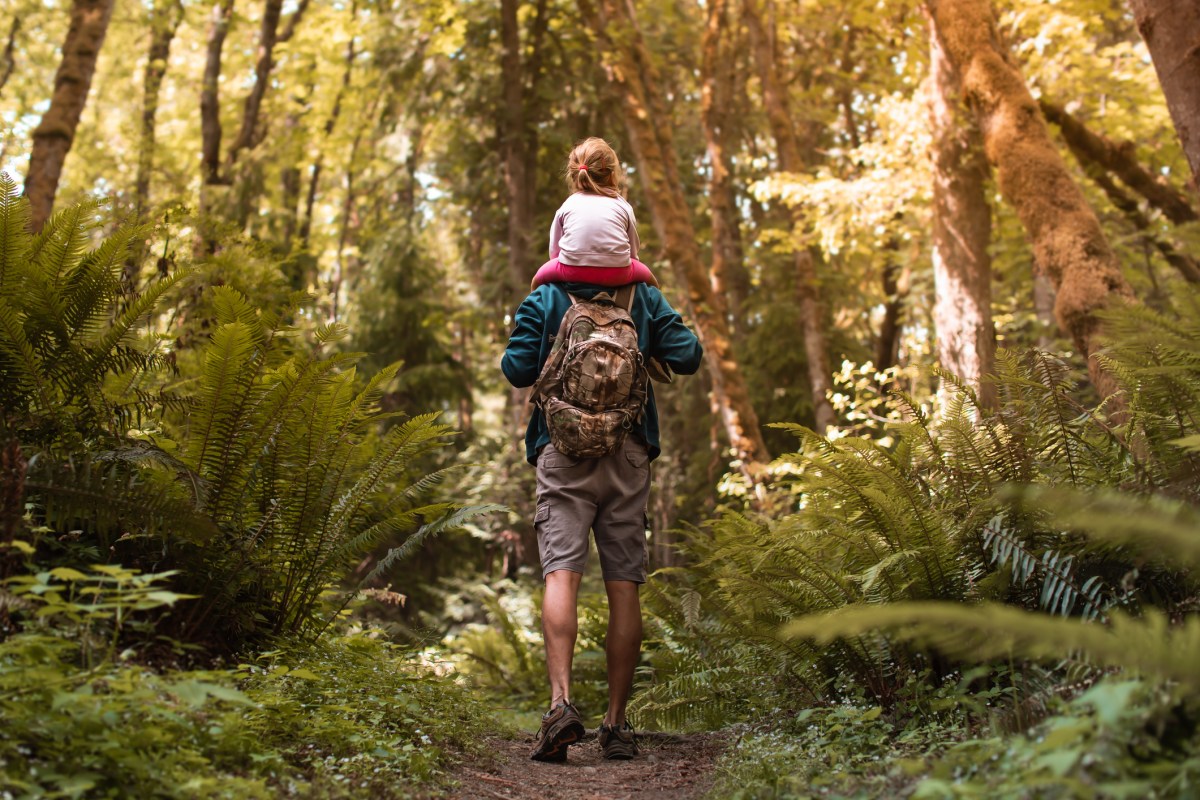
[928,15,996,408]
[1128,0,1200,185]
[701,0,749,322]
[742,0,837,433]
[25,0,115,231]
[926,0,1134,398]
[578,0,771,472]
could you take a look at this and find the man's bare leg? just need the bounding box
[602,579,642,727]
[543,569,583,707]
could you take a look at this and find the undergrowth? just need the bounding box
[0,615,493,799]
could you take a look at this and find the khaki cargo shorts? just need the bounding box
[534,436,652,583]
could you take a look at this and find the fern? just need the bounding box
[981,515,1108,621]
[641,306,1200,715]
[785,603,1200,694]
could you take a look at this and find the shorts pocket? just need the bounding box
[540,447,582,470]
[625,442,649,470]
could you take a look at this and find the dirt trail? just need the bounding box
[437,731,729,800]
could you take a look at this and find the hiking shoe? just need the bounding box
[598,721,638,760]
[530,702,585,762]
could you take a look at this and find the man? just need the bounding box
[501,279,703,762]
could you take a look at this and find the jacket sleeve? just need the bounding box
[501,291,546,388]
[645,288,703,375]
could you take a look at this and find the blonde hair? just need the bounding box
[565,137,623,199]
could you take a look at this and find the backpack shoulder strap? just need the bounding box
[614,284,635,312]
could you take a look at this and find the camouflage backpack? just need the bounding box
[530,285,649,459]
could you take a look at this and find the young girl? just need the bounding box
[530,137,660,290]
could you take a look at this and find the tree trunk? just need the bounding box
[0,17,19,99]
[1039,99,1197,224]
[926,0,1134,398]
[578,0,771,470]
[928,14,996,409]
[195,0,236,256]
[200,0,234,188]
[226,0,285,170]
[874,242,908,372]
[701,0,749,323]
[134,0,184,219]
[500,0,534,304]
[300,24,356,250]
[25,0,115,231]
[742,0,837,433]
[1128,0,1200,185]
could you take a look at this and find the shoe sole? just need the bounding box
[602,743,637,760]
[531,719,585,762]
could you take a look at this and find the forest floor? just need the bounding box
[435,730,730,799]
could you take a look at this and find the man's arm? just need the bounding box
[644,288,703,375]
[501,291,546,388]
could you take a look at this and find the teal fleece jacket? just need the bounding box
[501,282,704,465]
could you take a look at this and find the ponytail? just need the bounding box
[565,137,623,198]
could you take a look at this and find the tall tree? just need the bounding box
[741,0,837,433]
[226,0,284,170]
[925,0,1134,397]
[928,14,996,408]
[1127,0,1200,184]
[499,0,532,302]
[24,0,115,230]
[134,0,185,219]
[578,0,771,471]
[196,0,236,254]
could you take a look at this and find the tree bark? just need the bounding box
[25,0,115,231]
[742,0,837,433]
[578,0,771,470]
[134,0,185,219]
[926,0,1134,397]
[1039,99,1197,225]
[701,0,749,322]
[928,15,996,409]
[1127,0,1200,185]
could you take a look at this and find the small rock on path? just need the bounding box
[437,731,728,800]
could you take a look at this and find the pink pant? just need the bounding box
[531,258,660,290]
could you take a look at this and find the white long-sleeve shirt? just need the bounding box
[548,192,641,267]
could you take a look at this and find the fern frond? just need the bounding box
[785,602,1200,693]
[0,173,31,290]
[359,503,504,587]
